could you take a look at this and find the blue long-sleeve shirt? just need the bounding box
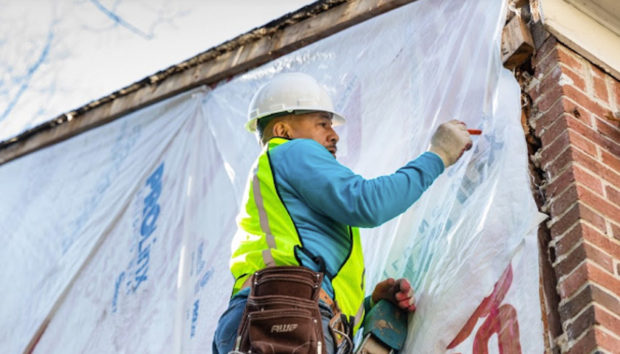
[268,138,444,298]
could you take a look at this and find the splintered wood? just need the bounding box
[502,14,535,69]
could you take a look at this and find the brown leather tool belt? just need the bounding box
[240,271,339,315]
[235,266,335,354]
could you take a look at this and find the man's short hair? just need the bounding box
[256,112,290,138]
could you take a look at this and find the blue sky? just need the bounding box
[0,0,312,142]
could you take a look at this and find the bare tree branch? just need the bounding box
[88,0,153,40]
[0,28,54,123]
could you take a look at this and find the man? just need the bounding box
[213,72,472,353]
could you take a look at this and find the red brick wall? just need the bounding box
[527,36,620,352]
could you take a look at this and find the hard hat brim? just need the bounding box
[246,111,346,133]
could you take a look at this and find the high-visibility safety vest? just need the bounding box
[230,137,366,333]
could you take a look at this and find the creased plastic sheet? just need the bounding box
[0,0,544,352]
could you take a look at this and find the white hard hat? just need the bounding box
[246,72,346,132]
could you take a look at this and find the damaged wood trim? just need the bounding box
[0,0,416,166]
[502,14,535,69]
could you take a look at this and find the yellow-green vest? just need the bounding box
[230,137,366,333]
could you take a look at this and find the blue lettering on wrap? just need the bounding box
[133,162,164,292]
[190,299,200,338]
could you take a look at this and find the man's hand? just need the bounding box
[371,278,416,312]
[429,120,473,168]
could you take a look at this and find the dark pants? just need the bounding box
[212,293,337,354]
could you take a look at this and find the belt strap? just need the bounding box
[240,273,339,314]
[240,275,252,290]
[319,288,337,313]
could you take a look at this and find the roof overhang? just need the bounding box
[539,0,620,80]
[0,0,415,165]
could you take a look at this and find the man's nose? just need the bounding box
[329,127,339,143]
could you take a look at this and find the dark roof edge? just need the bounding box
[0,0,415,165]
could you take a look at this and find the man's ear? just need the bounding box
[272,120,291,139]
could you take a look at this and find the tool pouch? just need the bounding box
[236,266,326,354]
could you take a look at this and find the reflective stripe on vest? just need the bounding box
[229,137,366,333]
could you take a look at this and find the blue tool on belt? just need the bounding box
[356,300,409,354]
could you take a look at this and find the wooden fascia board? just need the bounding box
[539,0,620,80]
[0,0,415,166]
[565,0,620,36]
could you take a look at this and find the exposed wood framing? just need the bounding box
[501,14,535,69]
[0,0,415,166]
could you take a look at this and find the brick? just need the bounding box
[540,129,570,166]
[534,83,564,113]
[545,165,575,199]
[565,305,595,340]
[605,76,617,104]
[591,65,610,103]
[558,261,620,302]
[557,46,584,73]
[560,64,587,92]
[614,78,620,107]
[555,223,583,256]
[589,262,620,298]
[572,166,603,196]
[532,97,568,136]
[532,37,560,75]
[567,116,620,158]
[540,114,569,147]
[583,242,614,274]
[594,117,620,153]
[594,327,620,354]
[549,202,606,238]
[534,35,558,60]
[558,261,589,299]
[597,136,620,161]
[607,185,620,208]
[545,144,574,178]
[611,222,620,241]
[555,241,586,276]
[577,205,609,236]
[559,285,593,322]
[593,305,620,335]
[593,75,609,104]
[556,240,614,277]
[563,84,611,118]
[528,66,564,100]
[550,184,579,217]
[548,203,580,236]
[560,97,594,127]
[567,327,596,354]
[576,184,620,223]
[563,106,603,139]
[581,223,620,260]
[569,326,620,354]
[592,284,620,318]
[532,96,593,137]
[601,149,620,172]
[591,64,607,79]
[572,148,620,188]
[568,128,598,158]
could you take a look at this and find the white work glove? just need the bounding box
[428,120,473,168]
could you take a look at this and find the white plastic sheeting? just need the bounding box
[0,0,544,352]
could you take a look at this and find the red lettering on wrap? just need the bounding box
[447,264,522,354]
